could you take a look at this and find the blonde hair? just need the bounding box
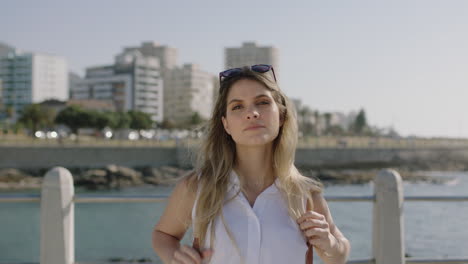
[186,66,323,255]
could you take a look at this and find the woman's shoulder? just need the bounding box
[162,170,199,214]
[175,170,199,198]
[153,170,199,239]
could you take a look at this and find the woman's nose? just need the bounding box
[246,107,259,119]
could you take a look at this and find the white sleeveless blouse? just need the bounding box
[191,170,309,264]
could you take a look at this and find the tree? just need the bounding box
[313,110,321,136]
[298,106,314,136]
[92,111,113,130]
[18,104,53,135]
[1,105,15,134]
[324,112,332,134]
[56,107,154,132]
[55,105,86,133]
[352,109,368,134]
[110,111,131,130]
[327,125,345,135]
[161,118,176,129]
[5,105,15,119]
[128,110,153,130]
[190,112,203,126]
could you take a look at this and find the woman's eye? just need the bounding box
[231,101,269,110]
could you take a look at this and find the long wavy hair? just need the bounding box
[185,66,323,253]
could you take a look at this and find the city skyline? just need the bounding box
[2,0,468,138]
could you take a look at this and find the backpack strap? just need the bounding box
[305,198,314,264]
[192,237,201,255]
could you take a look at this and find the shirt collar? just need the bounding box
[229,169,279,194]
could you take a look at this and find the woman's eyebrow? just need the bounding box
[227,94,270,105]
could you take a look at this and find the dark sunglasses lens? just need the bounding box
[221,68,242,78]
[251,65,271,73]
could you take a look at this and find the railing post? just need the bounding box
[40,167,75,264]
[373,169,405,264]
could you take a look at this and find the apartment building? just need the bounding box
[72,49,163,122]
[0,49,68,121]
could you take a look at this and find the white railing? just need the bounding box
[1,167,468,264]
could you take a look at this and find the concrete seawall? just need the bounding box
[0,146,178,169]
[2,146,468,170]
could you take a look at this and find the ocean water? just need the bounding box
[0,171,467,263]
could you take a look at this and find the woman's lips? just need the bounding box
[245,125,265,131]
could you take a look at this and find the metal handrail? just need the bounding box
[404,196,468,202]
[347,259,374,264]
[74,194,167,203]
[3,194,468,203]
[325,195,374,202]
[0,193,40,203]
[406,258,468,264]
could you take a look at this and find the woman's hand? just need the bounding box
[297,211,340,256]
[170,245,213,264]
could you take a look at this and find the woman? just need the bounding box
[152,65,350,264]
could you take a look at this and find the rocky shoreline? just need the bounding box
[0,165,187,191]
[0,163,465,191]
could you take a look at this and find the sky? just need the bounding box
[2,0,468,138]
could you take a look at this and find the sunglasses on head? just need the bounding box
[219,64,277,84]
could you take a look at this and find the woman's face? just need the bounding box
[221,79,283,147]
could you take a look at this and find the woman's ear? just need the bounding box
[221,116,231,135]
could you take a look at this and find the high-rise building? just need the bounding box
[0,78,3,113]
[212,75,220,105]
[123,42,215,125]
[0,43,13,118]
[123,42,177,70]
[68,72,83,99]
[73,49,163,122]
[0,50,68,121]
[225,42,279,78]
[73,65,132,111]
[164,64,214,125]
[0,42,15,57]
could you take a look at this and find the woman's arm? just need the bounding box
[298,192,351,264]
[152,172,200,263]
